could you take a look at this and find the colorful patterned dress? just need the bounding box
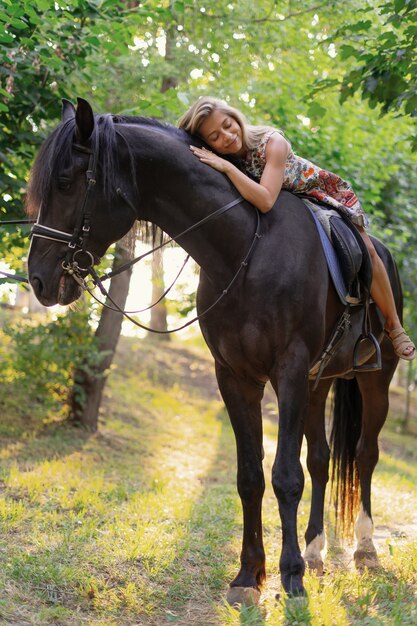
[244,131,368,227]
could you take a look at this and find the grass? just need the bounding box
[0,335,416,625]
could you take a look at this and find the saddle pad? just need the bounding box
[303,202,351,305]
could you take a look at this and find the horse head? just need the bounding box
[27,98,138,306]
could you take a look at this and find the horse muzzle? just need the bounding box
[30,270,83,306]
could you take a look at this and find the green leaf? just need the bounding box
[35,0,52,7]
[173,1,185,13]
[348,20,372,33]
[0,10,11,23]
[404,95,417,116]
[0,31,14,43]
[394,0,407,14]
[9,18,29,30]
[339,44,359,61]
[307,101,326,119]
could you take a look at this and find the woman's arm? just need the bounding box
[190,134,289,213]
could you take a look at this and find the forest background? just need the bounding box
[1,0,417,425]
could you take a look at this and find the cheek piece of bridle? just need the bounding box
[30,138,100,276]
[28,134,263,334]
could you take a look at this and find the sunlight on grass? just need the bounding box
[0,337,416,624]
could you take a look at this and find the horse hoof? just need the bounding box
[354,549,380,570]
[226,586,261,607]
[304,558,324,576]
[281,575,306,597]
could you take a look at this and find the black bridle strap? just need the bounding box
[85,254,191,315]
[0,219,33,284]
[0,270,29,284]
[31,223,80,245]
[67,135,98,253]
[0,219,35,225]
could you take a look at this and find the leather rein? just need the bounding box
[23,136,262,334]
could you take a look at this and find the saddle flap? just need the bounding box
[329,216,362,288]
[329,214,372,292]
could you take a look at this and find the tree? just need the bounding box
[315,0,417,148]
[70,230,136,431]
[0,0,141,267]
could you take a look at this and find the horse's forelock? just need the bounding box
[26,118,77,218]
[25,114,122,218]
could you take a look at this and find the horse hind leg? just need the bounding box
[354,505,379,570]
[353,370,393,570]
[215,362,266,606]
[303,378,333,576]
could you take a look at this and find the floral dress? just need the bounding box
[244,131,368,227]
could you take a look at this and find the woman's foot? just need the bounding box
[385,327,416,361]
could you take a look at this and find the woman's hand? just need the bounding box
[189,146,230,173]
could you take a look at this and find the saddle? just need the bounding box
[303,198,372,306]
[302,198,381,382]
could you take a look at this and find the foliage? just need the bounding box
[0,0,140,268]
[315,0,417,148]
[0,306,102,419]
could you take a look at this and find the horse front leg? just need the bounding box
[270,355,309,596]
[354,368,393,570]
[303,378,333,575]
[215,362,266,606]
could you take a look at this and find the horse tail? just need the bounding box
[330,377,362,537]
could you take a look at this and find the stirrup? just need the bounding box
[353,333,382,371]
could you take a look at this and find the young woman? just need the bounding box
[178,96,415,360]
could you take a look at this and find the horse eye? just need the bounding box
[58,178,72,191]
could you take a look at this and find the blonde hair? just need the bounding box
[178,96,278,151]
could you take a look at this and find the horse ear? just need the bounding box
[62,99,76,122]
[75,97,95,143]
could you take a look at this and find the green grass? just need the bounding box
[0,336,416,625]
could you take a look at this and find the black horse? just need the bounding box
[26,98,400,601]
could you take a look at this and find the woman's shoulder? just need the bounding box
[265,131,291,161]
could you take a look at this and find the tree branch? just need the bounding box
[194,2,329,23]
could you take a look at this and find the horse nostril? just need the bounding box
[30,275,43,295]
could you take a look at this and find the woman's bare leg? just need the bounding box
[357,226,415,359]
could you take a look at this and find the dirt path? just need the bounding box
[118,338,417,589]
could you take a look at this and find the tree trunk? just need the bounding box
[70,231,135,431]
[402,360,415,433]
[147,14,179,338]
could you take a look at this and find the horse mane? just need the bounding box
[26,114,193,219]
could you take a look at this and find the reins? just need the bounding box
[1,198,262,330]
[58,194,260,332]
[0,218,35,284]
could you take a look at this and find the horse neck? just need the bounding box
[119,125,255,280]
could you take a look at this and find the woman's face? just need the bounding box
[198,109,244,156]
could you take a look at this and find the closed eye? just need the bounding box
[58,177,72,191]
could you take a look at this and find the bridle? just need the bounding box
[30,135,100,273]
[22,132,263,333]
